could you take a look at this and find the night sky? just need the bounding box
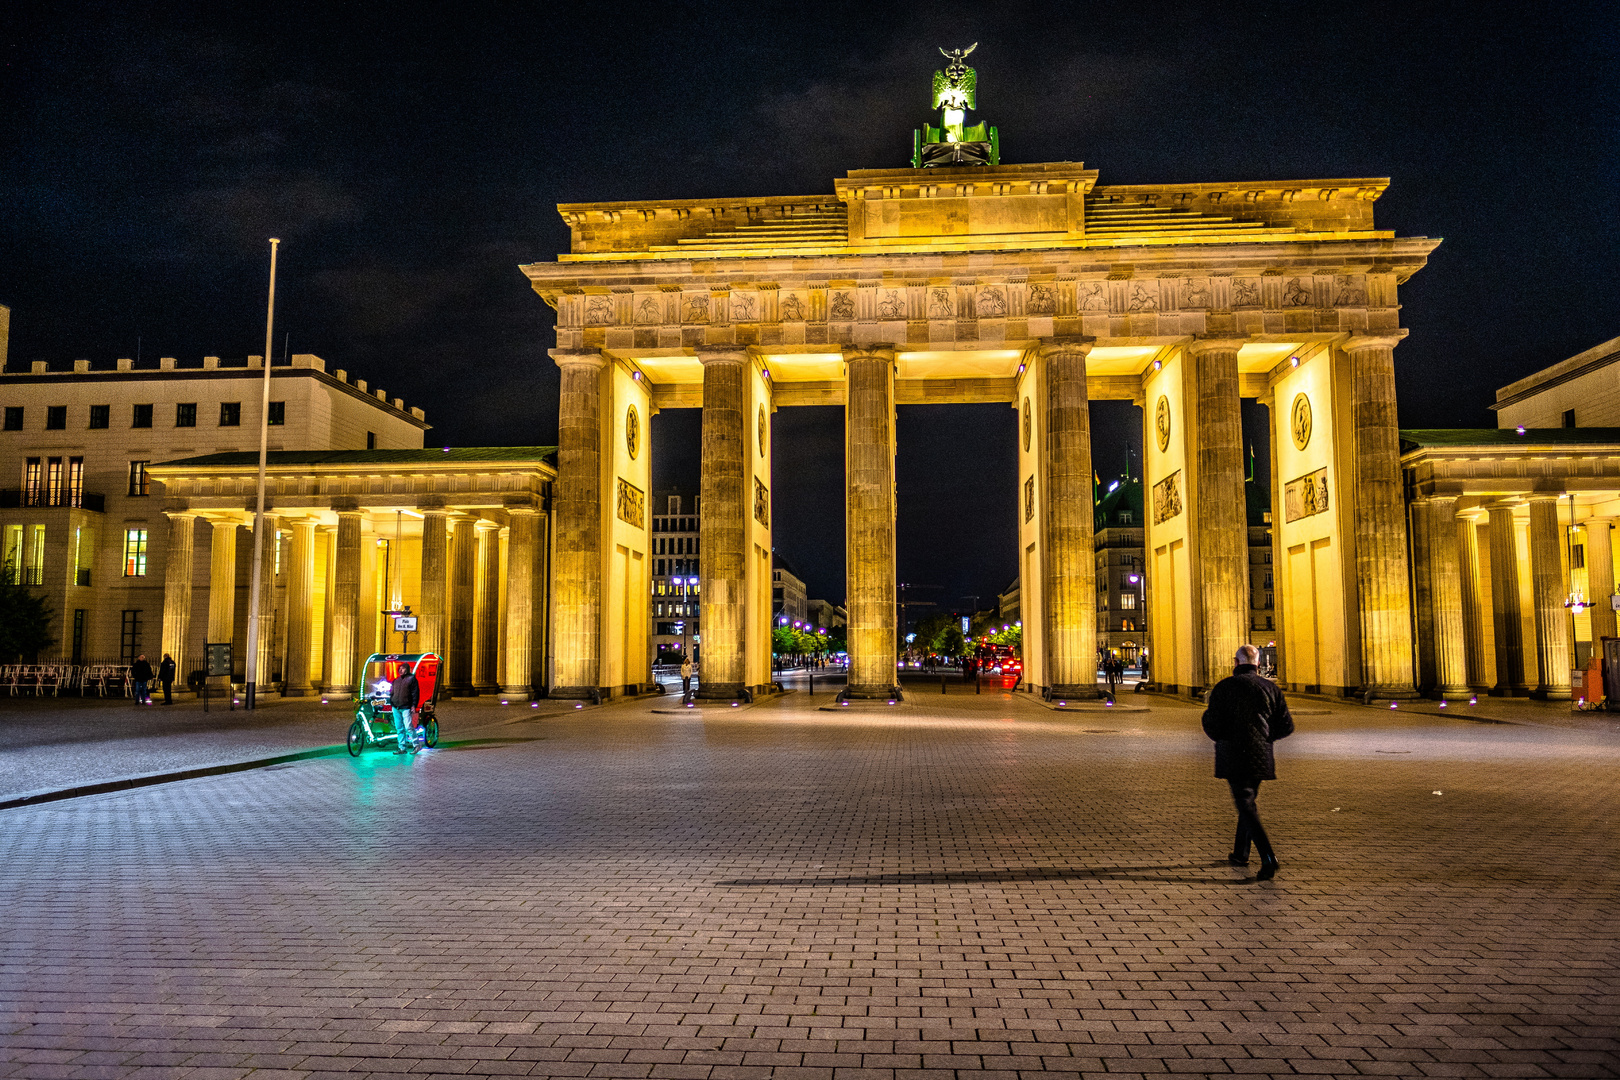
[3,2,1616,617]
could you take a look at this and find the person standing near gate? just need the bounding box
[1201,643,1294,880]
[130,654,153,705]
[389,667,421,753]
[158,654,176,705]
[680,657,693,702]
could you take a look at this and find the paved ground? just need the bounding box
[3,684,1619,1078]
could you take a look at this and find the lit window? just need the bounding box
[123,529,149,577]
[1120,593,1136,610]
[128,462,150,496]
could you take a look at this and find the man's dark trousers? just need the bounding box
[1227,779,1274,863]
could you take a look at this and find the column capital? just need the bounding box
[1034,335,1094,359]
[164,509,198,522]
[549,347,608,370]
[474,517,502,534]
[1342,330,1409,353]
[1184,336,1247,356]
[841,345,895,364]
[1525,492,1565,505]
[694,345,750,366]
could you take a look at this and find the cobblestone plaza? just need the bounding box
[3,690,1618,1078]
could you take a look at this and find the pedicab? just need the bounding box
[346,653,441,756]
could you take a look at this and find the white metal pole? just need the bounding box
[244,238,280,709]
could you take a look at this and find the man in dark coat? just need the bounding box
[389,669,421,753]
[130,654,153,705]
[1202,643,1295,880]
[158,654,177,705]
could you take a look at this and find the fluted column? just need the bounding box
[1585,518,1617,643]
[697,347,749,699]
[1458,514,1490,690]
[328,507,364,700]
[418,508,448,660]
[1527,495,1572,700]
[1346,334,1416,695]
[283,519,317,696]
[1187,337,1248,690]
[501,507,538,697]
[1487,505,1527,695]
[1427,497,1470,698]
[550,349,605,698]
[249,516,280,693]
[207,520,238,649]
[1038,337,1099,697]
[472,518,502,693]
[448,515,476,693]
[844,346,898,698]
[1410,498,1437,694]
[161,512,197,671]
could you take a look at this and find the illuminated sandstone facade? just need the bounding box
[523,160,1439,699]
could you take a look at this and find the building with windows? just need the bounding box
[1093,476,1146,661]
[772,553,807,626]
[806,597,846,631]
[649,488,700,664]
[0,343,428,667]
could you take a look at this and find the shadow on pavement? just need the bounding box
[718,863,1249,887]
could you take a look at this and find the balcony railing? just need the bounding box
[0,490,105,511]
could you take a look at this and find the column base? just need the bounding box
[282,686,314,698]
[697,683,745,701]
[1432,685,1473,701]
[1046,684,1103,701]
[842,685,903,701]
[546,684,597,702]
[1360,686,1423,702]
[474,683,500,696]
[1531,687,1573,701]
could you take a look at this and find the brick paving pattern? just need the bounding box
[3,686,1618,1078]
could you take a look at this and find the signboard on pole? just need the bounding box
[205,643,233,678]
[393,615,418,632]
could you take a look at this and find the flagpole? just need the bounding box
[244,238,280,710]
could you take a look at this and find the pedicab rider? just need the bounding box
[389,666,422,753]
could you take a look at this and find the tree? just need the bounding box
[0,578,55,662]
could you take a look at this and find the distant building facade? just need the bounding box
[772,554,807,625]
[806,597,846,631]
[0,341,428,666]
[1492,335,1620,430]
[649,488,700,664]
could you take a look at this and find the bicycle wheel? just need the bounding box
[347,719,365,757]
[423,718,439,748]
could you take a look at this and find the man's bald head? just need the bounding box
[1235,644,1260,667]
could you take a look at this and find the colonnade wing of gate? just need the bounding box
[544,333,1420,701]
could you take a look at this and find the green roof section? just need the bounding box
[151,447,559,469]
[1400,428,1620,452]
[1094,475,1143,530]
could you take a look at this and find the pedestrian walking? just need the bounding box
[158,654,176,704]
[680,657,693,701]
[1201,643,1294,880]
[1103,655,1118,696]
[130,654,153,704]
[389,667,421,753]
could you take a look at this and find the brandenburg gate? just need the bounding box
[521,57,1438,702]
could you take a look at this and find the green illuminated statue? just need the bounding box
[913,44,1000,167]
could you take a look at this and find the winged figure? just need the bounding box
[932,43,978,111]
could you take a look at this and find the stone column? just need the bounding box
[207,520,238,647]
[550,349,605,698]
[1345,334,1416,695]
[1527,495,1572,699]
[283,519,317,696]
[1410,498,1437,693]
[1038,337,1100,698]
[472,518,502,693]
[697,347,748,700]
[418,508,448,660]
[1458,514,1489,691]
[502,506,539,697]
[1487,504,1527,695]
[1585,518,1617,643]
[844,346,898,699]
[1427,497,1470,699]
[247,516,279,692]
[328,506,364,700]
[448,515,476,694]
[1187,337,1248,690]
[160,512,196,670]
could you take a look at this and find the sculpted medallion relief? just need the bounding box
[1154,395,1171,452]
[625,404,640,460]
[1291,393,1312,450]
[1022,397,1031,451]
[758,404,768,458]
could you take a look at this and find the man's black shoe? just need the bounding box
[1256,857,1279,881]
